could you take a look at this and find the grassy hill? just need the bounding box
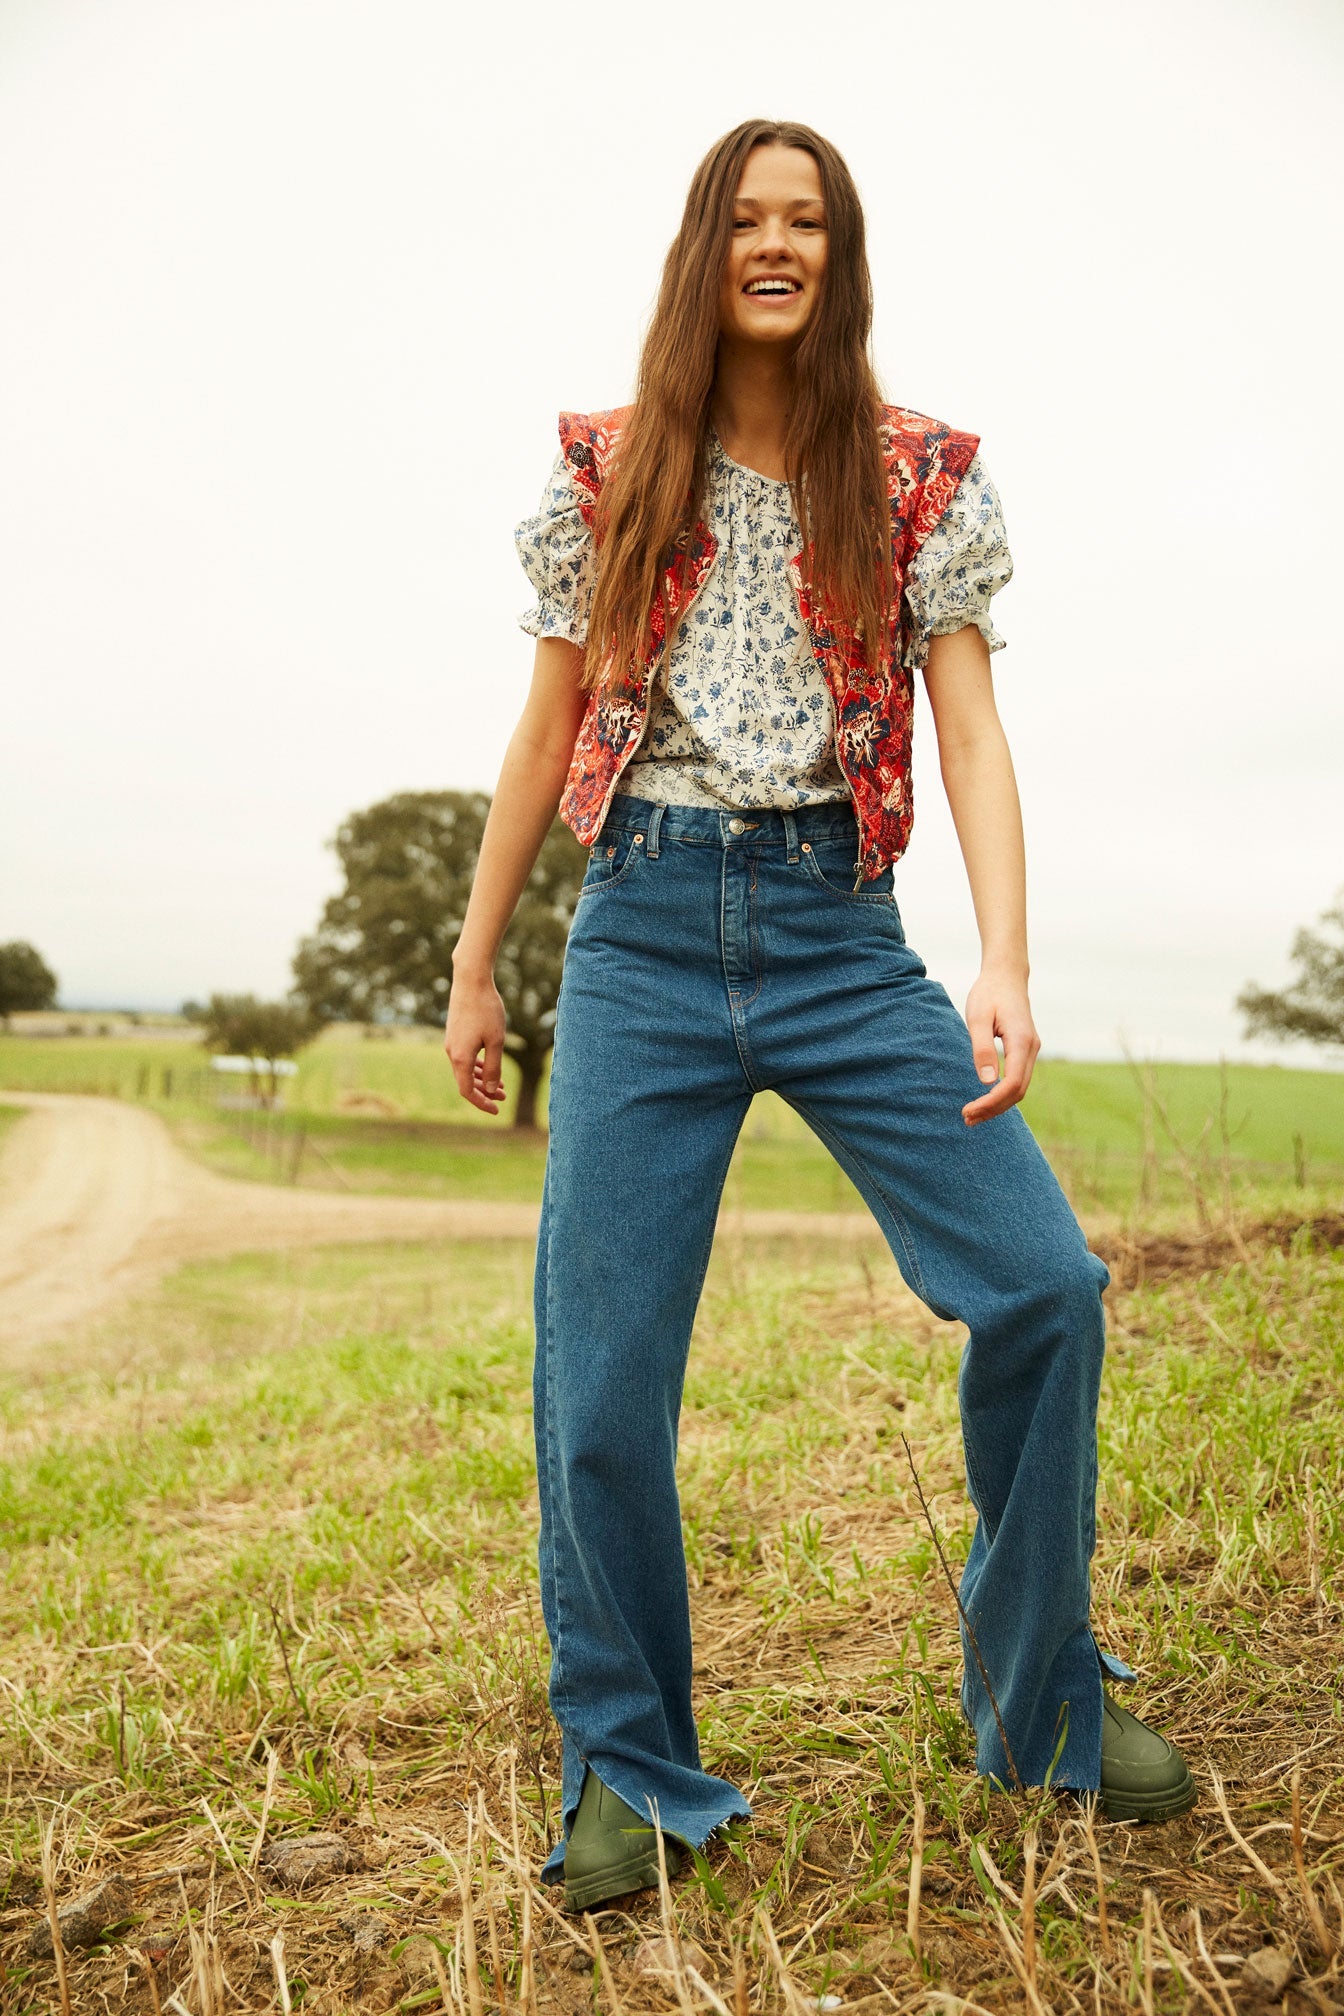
[2,1025,1341,1224]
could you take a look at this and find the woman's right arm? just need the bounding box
[443,635,587,1116]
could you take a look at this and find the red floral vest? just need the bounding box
[555,404,979,882]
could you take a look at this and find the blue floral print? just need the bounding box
[514,434,1012,813]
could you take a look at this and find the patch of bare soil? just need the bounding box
[0,1095,885,1367]
[0,1095,540,1368]
[1094,1214,1344,1289]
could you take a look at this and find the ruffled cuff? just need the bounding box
[514,448,597,645]
[903,452,1013,669]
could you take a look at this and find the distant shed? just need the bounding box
[210,1054,299,1109]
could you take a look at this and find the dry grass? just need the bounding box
[0,1223,1341,2014]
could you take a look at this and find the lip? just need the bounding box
[742,277,803,299]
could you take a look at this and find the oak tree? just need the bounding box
[0,941,58,1026]
[291,790,586,1128]
[1238,887,1344,1054]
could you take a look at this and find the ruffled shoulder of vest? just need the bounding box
[557,407,632,520]
[879,403,982,555]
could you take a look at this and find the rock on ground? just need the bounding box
[258,1832,363,1892]
[1242,1946,1296,1998]
[340,1910,391,1956]
[28,1873,134,1958]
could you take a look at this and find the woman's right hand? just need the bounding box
[439,638,587,1119]
[444,966,508,1116]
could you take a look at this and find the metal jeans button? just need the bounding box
[728,817,745,834]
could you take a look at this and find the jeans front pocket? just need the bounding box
[577,827,647,898]
[799,839,903,929]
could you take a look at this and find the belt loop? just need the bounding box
[646,801,664,858]
[782,811,799,863]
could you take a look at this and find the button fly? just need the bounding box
[728,817,745,834]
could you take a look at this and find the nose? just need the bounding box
[754,216,791,260]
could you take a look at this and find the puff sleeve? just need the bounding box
[903,452,1013,668]
[514,448,598,645]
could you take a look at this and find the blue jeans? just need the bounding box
[533,792,1128,1881]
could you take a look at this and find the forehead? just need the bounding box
[733,144,824,206]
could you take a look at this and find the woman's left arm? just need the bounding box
[923,624,1041,1126]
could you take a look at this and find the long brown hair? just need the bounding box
[581,119,890,695]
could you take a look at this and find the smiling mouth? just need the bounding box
[743,278,802,297]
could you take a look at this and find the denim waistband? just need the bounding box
[597,791,861,853]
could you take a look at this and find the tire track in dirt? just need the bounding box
[0,1093,881,1365]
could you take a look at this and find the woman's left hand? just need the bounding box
[961,968,1041,1125]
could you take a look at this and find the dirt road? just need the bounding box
[0,1094,879,1366]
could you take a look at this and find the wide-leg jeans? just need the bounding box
[533,792,1126,1881]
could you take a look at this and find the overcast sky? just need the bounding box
[2,0,1341,1063]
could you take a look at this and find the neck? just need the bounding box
[710,339,794,479]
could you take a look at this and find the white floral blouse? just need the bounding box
[515,433,1012,812]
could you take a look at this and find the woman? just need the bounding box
[445,119,1195,1912]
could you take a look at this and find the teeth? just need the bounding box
[747,281,798,295]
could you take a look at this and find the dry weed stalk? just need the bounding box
[1210,1770,1285,1892]
[651,1804,698,2016]
[1139,1888,1156,2016]
[684,1963,735,2016]
[1192,1908,1239,2016]
[506,1751,538,2016]
[1303,1472,1325,1617]
[130,1948,165,2016]
[988,1897,1050,2016]
[177,1869,225,2016]
[269,1930,292,2016]
[466,1811,590,1960]
[973,1838,1021,1907]
[39,1811,71,2016]
[1292,1763,1336,1959]
[248,1742,280,1869]
[900,1434,1023,1791]
[452,1810,485,2016]
[1122,1049,1214,1236]
[200,1794,251,1908]
[755,1905,815,2016]
[906,1783,925,1962]
[583,1912,626,2016]
[1148,1892,1226,2016]
[1078,1801,1111,1955]
[430,1942,454,2014]
[1021,1828,1038,1996]
[477,1794,506,2015]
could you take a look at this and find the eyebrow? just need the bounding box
[732,196,826,211]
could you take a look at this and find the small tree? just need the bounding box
[0,941,58,1027]
[1238,888,1344,1055]
[291,790,587,1128]
[198,993,318,1105]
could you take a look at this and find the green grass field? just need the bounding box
[3,1028,1343,1224]
[2,1026,1343,2008]
[1,1228,1340,2012]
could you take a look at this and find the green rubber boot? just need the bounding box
[1098,1691,1196,1823]
[563,1768,683,1913]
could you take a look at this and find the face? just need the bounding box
[718,144,828,348]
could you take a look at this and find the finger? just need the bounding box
[481,1037,506,1099]
[966,1013,1001,1088]
[961,1035,1036,1125]
[448,1043,501,1114]
[961,1079,1017,1125]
